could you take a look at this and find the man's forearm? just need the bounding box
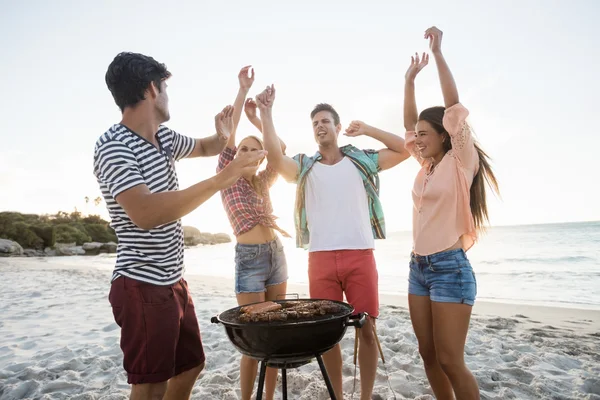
[365,126,405,153]
[134,176,221,229]
[196,133,228,157]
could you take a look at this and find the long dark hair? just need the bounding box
[419,106,500,233]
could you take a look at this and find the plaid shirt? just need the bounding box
[290,145,386,249]
[218,147,290,238]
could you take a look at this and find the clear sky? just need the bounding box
[1,0,598,234]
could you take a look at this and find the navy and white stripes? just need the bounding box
[94,124,195,285]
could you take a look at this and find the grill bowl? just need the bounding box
[211,299,365,365]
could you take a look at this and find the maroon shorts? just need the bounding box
[308,249,379,318]
[108,276,205,384]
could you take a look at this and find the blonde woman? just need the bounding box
[216,66,289,400]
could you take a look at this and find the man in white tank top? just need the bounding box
[255,86,410,399]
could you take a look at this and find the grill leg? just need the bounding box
[256,360,267,400]
[316,354,337,400]
[282,368,287,400]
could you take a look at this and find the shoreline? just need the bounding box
[11,233,600,314]
[12,256,600,330]
[191,273,600,335]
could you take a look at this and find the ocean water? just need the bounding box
[73,221,600,310]
[183,221,600,310]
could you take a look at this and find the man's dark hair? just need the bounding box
[105,52,171,112]
[310,103,340,126]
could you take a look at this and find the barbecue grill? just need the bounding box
[211,298,366,400]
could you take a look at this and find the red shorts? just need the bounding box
[108,277,205,384]
[308,249,379,318]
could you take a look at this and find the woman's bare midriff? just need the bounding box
[414,238,464,256]
[236,224,277,245]
[446,238,464,252]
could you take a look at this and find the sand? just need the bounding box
[1,257,598,399]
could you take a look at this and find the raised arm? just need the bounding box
[226,65,255,149]
[244,97,287,153]
[404,52,428,131]
[255,85,298,182]
[426,26,478,168]
[344,121,409,171]
[403,52,429,165]
[426,27,459,108]
[97,108,268,230]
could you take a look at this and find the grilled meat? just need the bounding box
[238,300,344,323]
[240,301,282,314]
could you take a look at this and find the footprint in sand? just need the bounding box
[485,317,519,330]
[567,320,591,325]
[69,394,97,400]
[500,353,519,363]
[205,372,236,385]
[101,323,119,332]
[583,378,600,395]
[528,328,558,338]
[542,325,559,330]
[516,354,538,367]
[4,380,40,399]
[497,366,536,384]
[40,380,83,394]
[18,341,37,350]
[5,362,31,373]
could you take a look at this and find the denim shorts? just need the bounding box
[234,237,288,294]
[408,248,477,305]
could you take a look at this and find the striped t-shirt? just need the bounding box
[93,124,195,285]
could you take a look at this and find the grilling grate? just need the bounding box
[217,299,353,326]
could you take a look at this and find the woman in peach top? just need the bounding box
[404,27,499,399]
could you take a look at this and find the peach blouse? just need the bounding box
[405,103,480,255]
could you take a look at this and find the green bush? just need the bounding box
[0,212,24,235]
[84,223,117,243]
[31,224,56,248]
[55,224,91,245]
[12,222,44,249]
[82,215,107,225]
[0,211,116,248]
[0,213,46,249]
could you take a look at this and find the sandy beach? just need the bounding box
[1,257,599,400]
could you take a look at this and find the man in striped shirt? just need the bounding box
[94,52,265,399]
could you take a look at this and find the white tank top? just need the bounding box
[305,157,374,252]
